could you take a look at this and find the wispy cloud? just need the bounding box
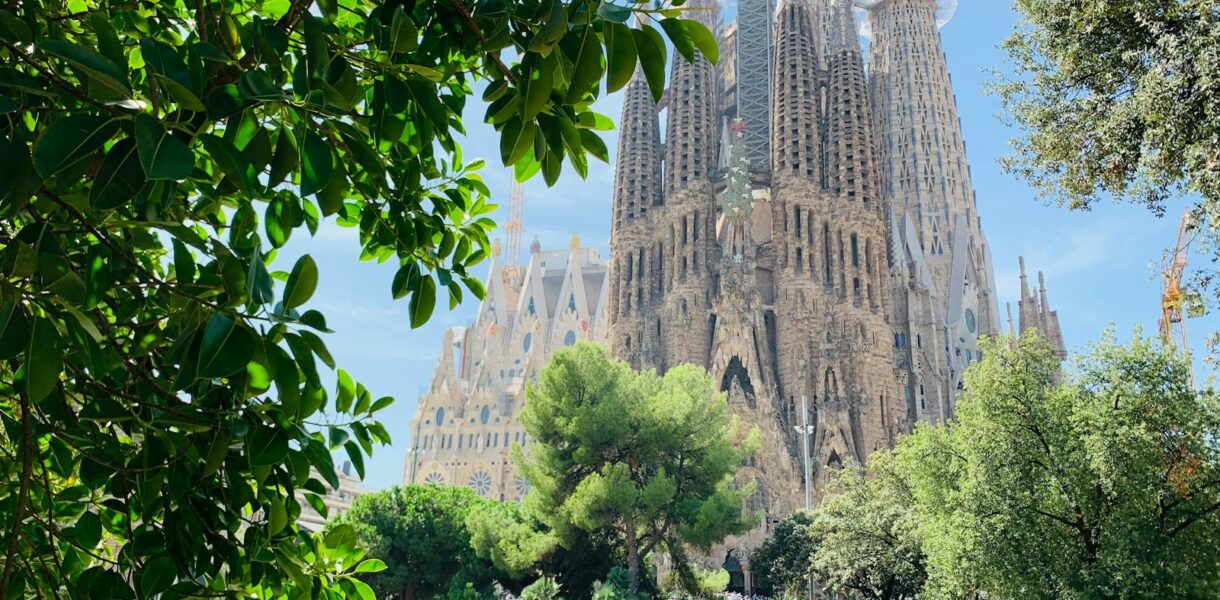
[994,214,1158,301]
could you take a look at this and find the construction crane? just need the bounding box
[500,177,525,287]
[1159,209,1203,362]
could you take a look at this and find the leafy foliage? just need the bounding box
[520,577,564,600]
[334,485,506,599]
[810,458,926,600]
[898,333,1220,598]
[758,333,1220,599]
[466,497,560,582]
[749,511,818,596]
[997,0,1219,211]
[515,343,759,594]
[0,0,714,596]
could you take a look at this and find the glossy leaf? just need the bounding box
[32,115,116,178]
[197,313,256,378]
[283,255,318,309]
[408,273,437,329]
[134,114,194,181]
[25,317,62,403]
[604,23,637,93]
[633,26,668,102]
[89,138,145,209]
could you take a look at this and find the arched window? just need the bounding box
[436,407,445,426]
[527,297,536,316]
[523,332,533,352]
[564,331,577,346]
[568,294,577,312]
[480,406,490,425]
[964,309,977,334]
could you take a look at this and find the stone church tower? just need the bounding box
[607,0,1008,553]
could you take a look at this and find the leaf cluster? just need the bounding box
[333,484,508,599]
[0,0,715,596]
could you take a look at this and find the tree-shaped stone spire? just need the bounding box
[722,120,754,261]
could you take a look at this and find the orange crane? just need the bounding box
[1159,209,1203,366]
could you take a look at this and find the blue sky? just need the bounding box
[280,2,1220,491]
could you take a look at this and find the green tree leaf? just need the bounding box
[39,39,131,99]
[579,130,609,163]
[300,130,333,197]
[268,496,288,536]
[89,138,145,210]
[197,313,256,378]
[32,115,117,178]
[684,19,718,65]
[660,18,696,64]
[563,27,604,104]
[604,23,637,93]
[0,302,31,360]
[267,128,299,189]
[134,114,194,181]
[140,556,176,597]
[354,558,386,573]
[201,134,256,196]
[283,255,318,309]
[408,273,436,329]
[632,26,668,102]
[248,425,289,467]
[389,6,419,53]
[25,317,62,403]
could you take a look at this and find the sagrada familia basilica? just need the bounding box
[405,0,1066,584]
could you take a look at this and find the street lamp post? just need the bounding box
[794,394,816,600]
[406,446,420,484]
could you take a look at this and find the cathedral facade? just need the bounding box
[607,0,1001,545]
[405,238,611,501]
[405,0,1066,583]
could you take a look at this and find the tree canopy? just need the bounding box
[900,333,1220,598]
[0,0,714,596]
[810,456,926,600]
[748,511,818,597]
[515,343,759,594]
[752,333,1220,599]
[334,485,507,600]
[997,0,1219,213]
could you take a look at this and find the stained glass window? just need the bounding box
[469,471,492,497]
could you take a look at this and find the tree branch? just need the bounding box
[446,0,516,85]
[0,40,126,116]
[1,390,35,595]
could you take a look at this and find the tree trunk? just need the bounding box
[404,582,416,600]
[626,523,640,594]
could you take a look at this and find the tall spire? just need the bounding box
[722,120,755,261]
[611,71,662,231]
[826,0,878,204]
[662,0,720,198]
[771,0,823,181]
[1016,258,1067,359]
[867,0,998,321]
[830,0,857,49]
